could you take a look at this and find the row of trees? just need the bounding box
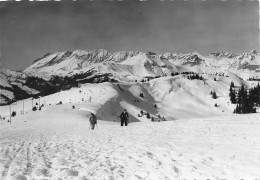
[229,82,259,114]
[171,71,228,77]
[248,77,260,81]
[187,74,203,80]
[171,72,219,82]
[171,72,198,76]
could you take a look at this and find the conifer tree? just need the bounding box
[230,81,234,88]
[229,83,236,104]
[212,91,217,99]
[233,84,258,114]
[146,112,150,119]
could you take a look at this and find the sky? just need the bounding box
[0,0,259,71]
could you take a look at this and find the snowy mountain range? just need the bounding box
[1,49,259,105]
[24,49,260,79]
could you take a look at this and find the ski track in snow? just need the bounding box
[1,112,260,180]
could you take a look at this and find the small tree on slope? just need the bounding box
[146,112,150,119]
[212,91,217,99]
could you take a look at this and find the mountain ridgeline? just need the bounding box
[1,49,260,108]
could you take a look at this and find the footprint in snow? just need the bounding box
[174,166,179,173]
[32,168,50,177]
[60,168,79,177]
[13,175,27,180]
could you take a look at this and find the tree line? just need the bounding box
[229,82,259,114]
[248,77,260,81]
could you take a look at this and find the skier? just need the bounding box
[89,113,97,130]
[120,109,129,126]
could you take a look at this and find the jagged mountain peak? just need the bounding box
[31,49,145,66]
[91,49,109,57]
[160,51,202,61]
[209,50,259,59]
[209,51,238,59]
[250,49,258,55]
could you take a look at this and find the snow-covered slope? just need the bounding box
[24,50,142,79]
[144,72,260,120]
[0,67,39,105]
[0,90,260,179]
[1,74,253,124]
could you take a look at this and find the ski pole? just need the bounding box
[96,124,98,130]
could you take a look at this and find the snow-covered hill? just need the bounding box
[0,82,260,179]
[1,75,258,124]
[0,67,39,105]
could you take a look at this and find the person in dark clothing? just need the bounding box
[89,113,97,130]
[120,109,129,126]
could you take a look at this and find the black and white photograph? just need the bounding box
[0,0,259,179]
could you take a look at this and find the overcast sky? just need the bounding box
[0,0,259,70]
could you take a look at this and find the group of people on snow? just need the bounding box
[89,109,129,130]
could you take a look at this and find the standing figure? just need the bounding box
[120,109,129,126]
[89,113,97,130]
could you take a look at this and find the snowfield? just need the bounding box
[0,104,260,180]
[0,81,260,180]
